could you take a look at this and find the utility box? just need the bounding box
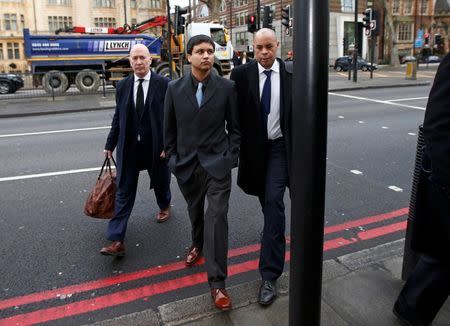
[405,61,417,80]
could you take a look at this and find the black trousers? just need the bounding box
[258,138,289,282]
[178,164,231,289]
[397,255,449,325]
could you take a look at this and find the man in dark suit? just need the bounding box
[164,35,240,310]
[230,28,292,306]
[393,53,450,326]
[100,44,172,256]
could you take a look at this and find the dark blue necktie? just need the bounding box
[136,79,144,119]
[261,70,272,137]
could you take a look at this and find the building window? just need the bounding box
[94,17,117,27]
[234,11,246,26]
[342,0,353,12]
[404,0,412,14]
[20,14,25,28]
[420,1,428,14]
[48,16,73,31]
[131,18,137,26]
[219,0,226,12]
[398,23,412,41]
[47,0,71,4]
[0,44,3,60]
[93,0,115,8]
[4,14,18,31]
[131,0,136,8]
[235,31,247,45]
[7,42,20,59]
[392,0,400,14]
[141,0,161,9]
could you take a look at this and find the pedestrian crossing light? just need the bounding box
[248,14,257,33]
[281,5,290,29]
[263,6,273,29]
[363,8,372,31]
[174,6,188,35]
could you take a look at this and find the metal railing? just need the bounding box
[0,69,116,101]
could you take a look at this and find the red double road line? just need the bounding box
[0,208,408,325]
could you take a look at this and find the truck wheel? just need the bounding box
[42,71,69,95]
[75,69,100,92]
[158,67,179,80]
[0,81,12,94]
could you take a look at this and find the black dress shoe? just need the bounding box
[393,300,425,326]
[259,280,277,306]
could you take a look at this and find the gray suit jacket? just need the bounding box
[164,72,240,184]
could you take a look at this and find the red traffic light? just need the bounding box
[250,15,255,23]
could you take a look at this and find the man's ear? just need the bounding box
[187,54,192,63]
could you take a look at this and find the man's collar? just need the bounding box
[134,70,151,82]
[257,59,280,74]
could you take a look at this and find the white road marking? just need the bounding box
[408,132,417,136]
[388,97,428,102]
[0,126,110,138]
[388,186,403,192]
[338,116,345,119]
[382,126,389,129]
[329,92,426,111]
[0,166,115,182]
[350,170,363,175]
[358,121,365,123]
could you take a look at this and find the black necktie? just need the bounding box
[261,70,272,137]
[136,79,144,119]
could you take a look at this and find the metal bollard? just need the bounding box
[401,125,424,280]
[405,61,417,80]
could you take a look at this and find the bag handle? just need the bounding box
[97,156,117,180]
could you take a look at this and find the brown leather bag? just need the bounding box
[84,157,116,219]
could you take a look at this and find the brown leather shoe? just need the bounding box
[100,241,125,257]
[156,206,171,223]
[211,288,232,311]
[185,246,201,266]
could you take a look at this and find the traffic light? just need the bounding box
[435,34,442,45]
[262,6,273,29]
[248,14,257,33]
[281,5,290,29]
[424,33,430,45]
[174,5,187,35]
[363,8,372,30]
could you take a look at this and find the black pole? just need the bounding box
[166,0,173,80]
[256,0,260,30]
[290,0,328,324]
[370,35,375,79]
[353,0,358,82]
[123,0,127,25]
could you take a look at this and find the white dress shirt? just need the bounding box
[133,70,151,107]
[258,60,282,140]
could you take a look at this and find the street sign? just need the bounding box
[415,38,423,48]
[417,29,424,39]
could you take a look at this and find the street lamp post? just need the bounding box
[229,0,233,41]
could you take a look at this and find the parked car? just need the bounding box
[0,73,24,94]
[400,55,417,64]
[333,56,377,72]
[423,55,441,63]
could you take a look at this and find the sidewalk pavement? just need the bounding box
[88,239,450,325]
[0,66,436,118]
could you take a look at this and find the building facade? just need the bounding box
[0,0,166,73]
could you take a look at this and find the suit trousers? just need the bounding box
[258,137,289,281]
[397,255,449,325]
[107,152,171,242]
[178,164,231,289]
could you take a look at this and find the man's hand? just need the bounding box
[160,151,166,159]
[104,150,113,158]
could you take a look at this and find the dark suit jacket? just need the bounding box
[414,52,450,259]
[105,73,169,189]
[230,58,292,196]
[164,72,240,184]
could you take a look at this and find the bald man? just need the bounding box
[101,44,172,256]
[230,28,292,305]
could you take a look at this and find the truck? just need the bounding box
[23,16,233,94]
